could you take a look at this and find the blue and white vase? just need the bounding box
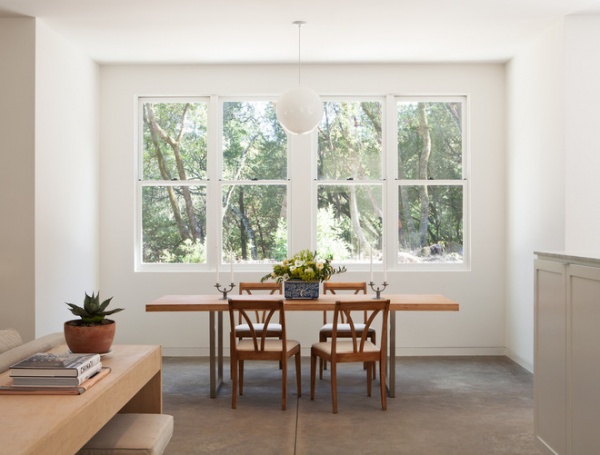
[284,280,320,299]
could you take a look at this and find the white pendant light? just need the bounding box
[276,21,323,135]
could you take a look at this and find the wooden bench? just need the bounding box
[77,413,174,455]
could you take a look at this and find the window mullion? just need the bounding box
[208,95,220,267]
[385,94,397,276]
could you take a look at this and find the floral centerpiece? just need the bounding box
[261,250,346,299]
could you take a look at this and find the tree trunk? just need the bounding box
[146,104,201,242]
[145,105,190,242]
[417,102,431,247]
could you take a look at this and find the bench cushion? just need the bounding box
[0,332,64,373]
[0,329,22,354]
[77,413,174,455]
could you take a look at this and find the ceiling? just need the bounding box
[1,0,600,64]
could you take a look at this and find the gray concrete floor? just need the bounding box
[161,356,544,455]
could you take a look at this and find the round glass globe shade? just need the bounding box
[276,86,323,135]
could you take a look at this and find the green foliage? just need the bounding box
[317,206,351,260]
[261,250,346,283]
[140,98,464,265]
[397,101,464,260]
[66,292,124,325]
[160,238,206,263]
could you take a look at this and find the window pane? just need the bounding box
[318,101,382,180]
[222,185,287,263]
[222,101,287,181]
[397,185,463,263]
[397,101,462,180]
[142,102,208,180]
[142,185,207,263]
[317,185,382,262]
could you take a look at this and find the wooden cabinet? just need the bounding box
[534,252,600,455]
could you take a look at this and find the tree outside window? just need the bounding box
[137,96,467,269]
[396,100,465,264]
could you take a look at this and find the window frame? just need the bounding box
[313,96,386,265]
[134,94,470,272]
[390,95,470,271]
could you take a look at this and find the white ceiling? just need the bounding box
[1,0,600,64]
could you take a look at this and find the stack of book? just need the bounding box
[9,352,103,387]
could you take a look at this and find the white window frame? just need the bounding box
[390,95,470,271]
[134,94,469,272]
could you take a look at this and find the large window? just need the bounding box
[140,99,209,264]
[316,99,383,264]
[221,100,288,263]
[137,95,468,270]
[395,98,466,265]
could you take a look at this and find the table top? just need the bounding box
[146,293,459,312]
[0,344,161,455]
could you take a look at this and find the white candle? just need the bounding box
[216,249,220,283]
[230,251,234,283]
[370,247,374,282]
[384,252,388,282]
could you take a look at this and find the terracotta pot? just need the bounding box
[64,320,116,354]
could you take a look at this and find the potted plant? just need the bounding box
[64,292,124,353]
[261,249,346,299]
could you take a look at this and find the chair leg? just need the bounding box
[380,359,387,411]
[319,333,327,379]
[331,360,338,414]
[370,333,377,379]
[367,362,372,397]
[295,351,302,398]
[282,358,287,411]
[231,354,238,409]
[239,360,244,395]
[310,353,316,400]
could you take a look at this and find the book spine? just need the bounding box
[74,362,103,385]
[75,356,102,376]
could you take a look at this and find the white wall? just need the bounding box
[100,63,506,357]
[0,19,36,341]
[34,21,100,337]
[564,15,600,252]
[505,21,566,371]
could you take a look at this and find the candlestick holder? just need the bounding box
[215,282,236,300]
[368,281,388,299]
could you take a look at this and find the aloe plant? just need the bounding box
[66,292,124,325]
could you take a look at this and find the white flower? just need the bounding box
[317,262,324,270]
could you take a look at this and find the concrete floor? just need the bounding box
[161,356,544,455]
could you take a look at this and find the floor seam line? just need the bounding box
[294,395,300,454]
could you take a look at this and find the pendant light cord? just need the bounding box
[298,22,302,85]
[293,20,306,86]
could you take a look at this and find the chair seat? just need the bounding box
[312,340,380,355]
[319,323,374,334]
[235,323,282,333]
[237,339,299,352]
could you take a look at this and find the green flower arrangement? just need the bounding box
[261,249,346,283]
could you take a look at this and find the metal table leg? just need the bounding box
[387,310,396,398]
[209,311,225,398]
[218,311,223,387]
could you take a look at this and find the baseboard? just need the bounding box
[162,346,508,358]
[162,347,212,357]
[504,347,534,373]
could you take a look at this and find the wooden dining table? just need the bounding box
[146,293,459,398]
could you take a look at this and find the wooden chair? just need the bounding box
[310,299,390,414]
[319,282,376,379]
[228,298,301,410]
[235,282,283,338]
